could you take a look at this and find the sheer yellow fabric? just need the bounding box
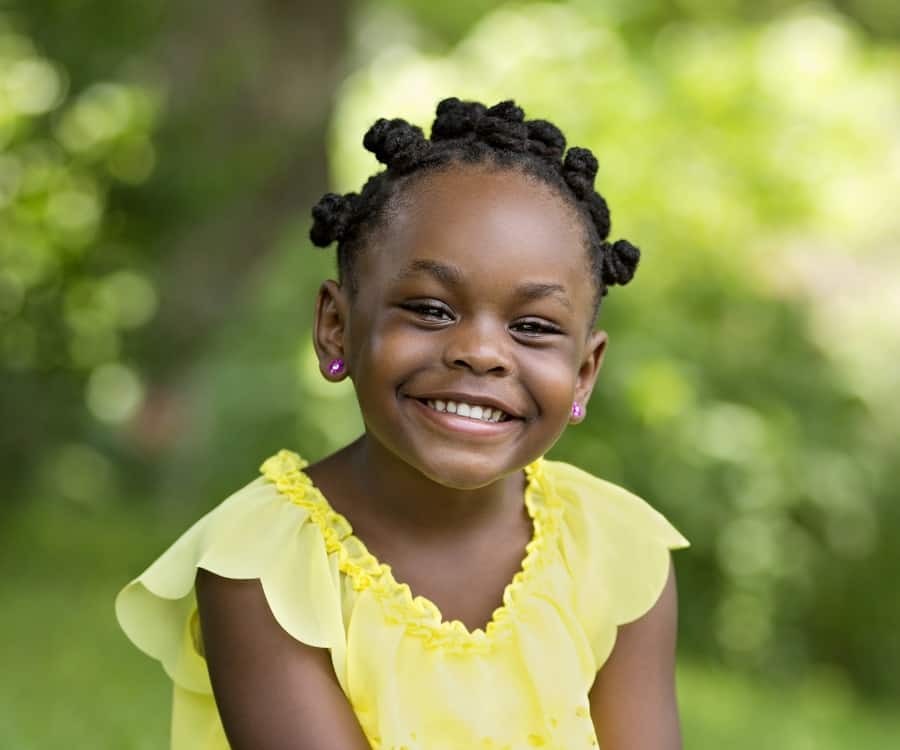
[115,450,689,750]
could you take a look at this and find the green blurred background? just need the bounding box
[2,0,899,747]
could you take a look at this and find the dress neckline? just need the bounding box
[258,449,561,654]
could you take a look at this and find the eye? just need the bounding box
[401,301,454,322]
[510,318,561,336]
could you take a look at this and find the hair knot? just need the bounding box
[363,117,431,173]
[431,97,487,141]
[526,119,566,160]
[562,147,599,199]
[432,98,530,152]
[582,193,611,240]
[601,239,640,287]
[474,100,528,151]
[309,192,358,246]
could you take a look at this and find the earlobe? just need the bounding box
[571,330,608,422]
[313,280,351,380]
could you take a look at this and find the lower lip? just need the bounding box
[407,398,520,437]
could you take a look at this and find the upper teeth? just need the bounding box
[426,399,507,422]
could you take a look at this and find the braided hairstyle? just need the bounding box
[310,98,640,313]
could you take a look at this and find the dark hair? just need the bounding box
[309,98,640,311]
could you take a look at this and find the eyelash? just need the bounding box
[511,319,561,336]
[401,303,561,336]
[402,302,453,321]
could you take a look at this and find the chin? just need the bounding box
[407,447,525,490]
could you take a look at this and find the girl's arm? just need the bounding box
[588,556,683,750]
[195,569,372,750]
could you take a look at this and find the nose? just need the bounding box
[442,315,513,375]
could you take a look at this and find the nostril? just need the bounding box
[447,348,511,375]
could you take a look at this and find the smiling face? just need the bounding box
[314,164,608,489]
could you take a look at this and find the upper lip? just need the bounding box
[407,391,525,419]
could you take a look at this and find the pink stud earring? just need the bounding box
[571,401,584,420]
[327,358,345,377]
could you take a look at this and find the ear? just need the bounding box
[572,329,608,423]
[313,279,351,379]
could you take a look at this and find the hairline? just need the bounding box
[339,158,604,321]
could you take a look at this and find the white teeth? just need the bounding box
[423,398,508,423]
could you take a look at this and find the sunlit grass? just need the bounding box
[679,661,900,749]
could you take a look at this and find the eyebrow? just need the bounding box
[392,259,464,286]
[393,258,572,309]
[515,281,572,310]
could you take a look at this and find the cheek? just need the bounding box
[353,317,432,381]
[521,349,579,408]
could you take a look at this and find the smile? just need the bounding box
[423,399,509,423]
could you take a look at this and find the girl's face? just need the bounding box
[315,165,608,489]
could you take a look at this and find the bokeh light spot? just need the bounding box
[102,270,158,329]
[45,187,102,234]
[715,591,773,654]
[86,362,144,423]
[626,359,695,424]
[49,442,115,508]
[5,58,65,115]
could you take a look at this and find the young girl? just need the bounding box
[115,97,690,750]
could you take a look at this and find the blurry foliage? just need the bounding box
[384,0,900,47]
[0,20,160,374]
[1,0,900,746]
[0,14,161,503]
[0,0,348,503]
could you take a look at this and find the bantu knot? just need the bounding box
[526,119,566,160]
[431,97,487,141]
[582,193,611,240]
[432,98,530,152]
[475,100,528,151]
[562,147,599,199]
[600,239,640,287]
[484,100,525,123]
[310,192,358,247]
[363,118,431,173]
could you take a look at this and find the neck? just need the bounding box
[324,434,527,541]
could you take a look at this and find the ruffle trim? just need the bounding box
[259,449,562,655]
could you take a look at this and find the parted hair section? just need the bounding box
[309,98,640,305]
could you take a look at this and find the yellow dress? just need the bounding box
[115,450,689,750]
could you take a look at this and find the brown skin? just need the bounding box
[196,164,682,749]
[590,559,683,749]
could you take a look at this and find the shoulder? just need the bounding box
[538,458,689,668]
[540,458,690,550]
[114,449,345,693]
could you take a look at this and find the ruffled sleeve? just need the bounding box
[114,465,347,695]
[546,460,690,670]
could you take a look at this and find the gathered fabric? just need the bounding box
[115,450,689,750]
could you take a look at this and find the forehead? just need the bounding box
[361,166,593,305]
